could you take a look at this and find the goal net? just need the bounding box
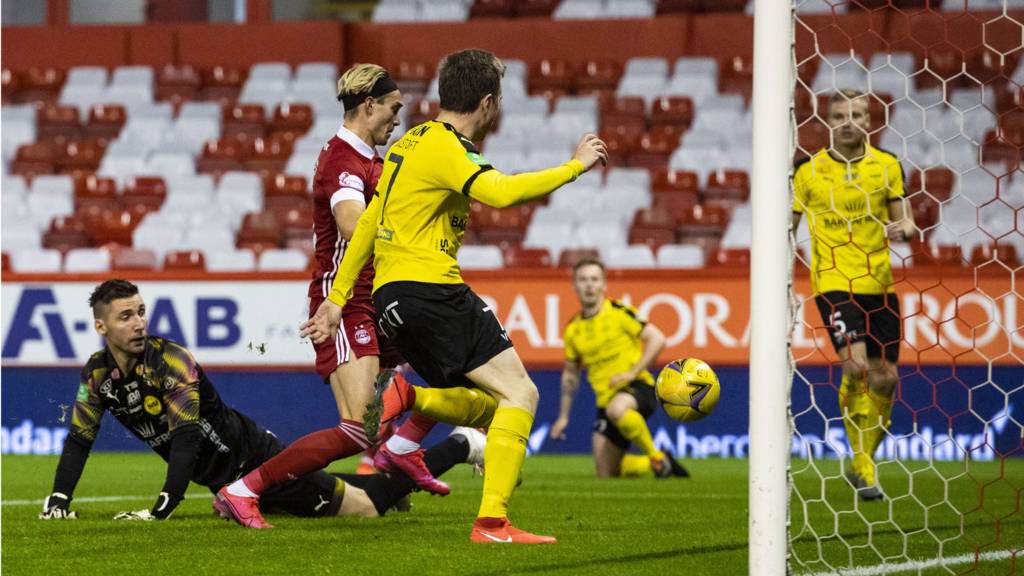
[787,1,1024,574]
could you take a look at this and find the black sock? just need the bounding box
[335,434,470,516]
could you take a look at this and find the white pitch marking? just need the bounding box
[803,550,1017,576]
[2,494,212,507]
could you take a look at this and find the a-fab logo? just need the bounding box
[2,288,242,361]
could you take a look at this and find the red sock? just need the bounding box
[243,419,369,494]
[395,412,437,444]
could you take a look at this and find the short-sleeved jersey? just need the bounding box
[70,336,252,486]
[309,125,383,317]
[369,120,494,289]
[792,145,905,295]
[563,299,654,408]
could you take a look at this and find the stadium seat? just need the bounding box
[237,212,284,252]
[258,248,308,271]
[123,176,167,210]
[64,247,112,272]
[57,138,106,174]
[223,103,266,140]
[74,175,119,211]
[146,151,195,178]
[85,104,127,140]
[2,222,42,252]
[164,250,206,271]
[678,204,729,238]
[156,64,200,103]
[87,208,141,246]
[198,137,247,174]
[656,243,705,268]
[200,65,246,104]
[970,243,1021,267]
[577,60,623,94]
[269,103,313,140]
[712,247,751,267]
[558,247,600,269]
[630,125,684,168]
[704,169,750,204]
[599,129,641,167]
[603,244,656,268]
[20,67,66,104]
[37,104,81,141]
[66,66,107,88]
[205,249,257,272]
[11,141,55,177]
[458,245,504,269]
[10,248,63,273]
[43,213,91,251]
[916,242,966,268]
[649,96,694,129]
[553,0,603,20]
[245,135,293,173]
[513,0,559,16]
[652,168,700,195]
[110,247,158,271]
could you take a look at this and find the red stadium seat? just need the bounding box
[2,68,20,105]
[223,103,266,140]
[1,252,10,272]
[472,204,532,247]
[237,211,283,251]
[201,65,246,105]
[720,56,754,104]
[470,0,513,18]
[245,135,293,173]
[678,204,729,237]
[651,168,700,195]
[970,243,1021,267]
[88,208,142,247]
[513,0,559,17]
[630,209,678,251]
[796,119,829,158]
[915,242,965,268]
[197,137,247,174]
[908,168,955,202]
[530,59,575,93]
[598,129,641,168]
[276,205,313,244]
[982,131,1019,169]
[657,0,700,13]
[602,96,646,126]
[629,125,684,169]
[409,99,440,127]
[916,45,963,90]
[653,191,700,223]
[85,104,127,140]
[57,138,106,174]
[37,104,81,141]
[704,169,750,203]
[269,103,313,140]
[111,247,158,271]
[123,176,167,211]
[164,250,207,271]
[504,246,552,268]
[712,247,751,267]
[264,173,309,211]
[74,175,119,211]
[558,248,600,269]
[577,60,623,94]
[650,96,694,129]
[11,141,57,178]
[157,64,200,102]
[43,215,91,252]
[394,61,433,95]
[20,67,65,104]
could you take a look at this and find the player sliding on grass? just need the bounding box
[38,280,485,524]
[550,257,688,479]
[216,64,447,530]
[302,48,608,544]
[791,90,916,501]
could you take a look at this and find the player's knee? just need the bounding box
[869,367,898,397]
[515,379,539,411]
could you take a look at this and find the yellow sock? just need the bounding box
[866,389,894,457]
[620,454,653,477]
[613,409,665,461]
[478,406,533,519]
[840,375,873,483]
[411,386,497,428]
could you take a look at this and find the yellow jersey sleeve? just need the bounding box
[884,155,905,201]
[612,300,646,337]
[469,160,585,208]
[328,195,380,306]
[792,157,811,214]
[564,321,580,363]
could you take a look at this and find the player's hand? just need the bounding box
[609,372,635,387]
[572,134,608,172]
[113,509,155,521]
[300,299,344,344]
[550,416,569,440]
[39,493,77,520]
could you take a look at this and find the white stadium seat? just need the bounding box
[657,244,706,268]
[258,248,308,271]
[64,248,111,273]
[11,248,63,273]
[458,245,505,270]
[206,250,258,272]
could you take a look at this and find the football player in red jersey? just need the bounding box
[218,64,444,529]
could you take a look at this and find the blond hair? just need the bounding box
[337,64,389,114]
[829,89,869,110]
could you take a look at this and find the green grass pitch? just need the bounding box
[2,454,1020,575]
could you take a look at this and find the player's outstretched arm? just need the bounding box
[468,134,608,209]
[551,360,582,440]
[40,435,93,519]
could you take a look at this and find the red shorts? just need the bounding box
[309,296,403,381]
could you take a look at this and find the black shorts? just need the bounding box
[815,291,901,363]
[373,281,514,389]
[208,423,344,518]
[593,380,658,451]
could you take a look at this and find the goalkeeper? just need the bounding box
[39,279,483,525]
[791,90,916,501]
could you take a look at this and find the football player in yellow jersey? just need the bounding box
[302,48,608,544]
[791,90,916,501]
[550,258,688,478]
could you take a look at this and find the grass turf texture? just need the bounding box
[2,455,1020,575]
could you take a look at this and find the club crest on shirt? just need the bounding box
[355,328,372,345]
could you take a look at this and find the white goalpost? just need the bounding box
[748,0,795,574]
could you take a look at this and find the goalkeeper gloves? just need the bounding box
[114,492,180,520]
[39,492,77,520]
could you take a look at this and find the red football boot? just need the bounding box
[363,370,415,442]
[470,518,557,544]
[373,444,451,495]
[214,487,273,529]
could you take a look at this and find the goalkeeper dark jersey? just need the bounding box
[70,336,258,487]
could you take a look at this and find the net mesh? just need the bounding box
[788,1,1024,573]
